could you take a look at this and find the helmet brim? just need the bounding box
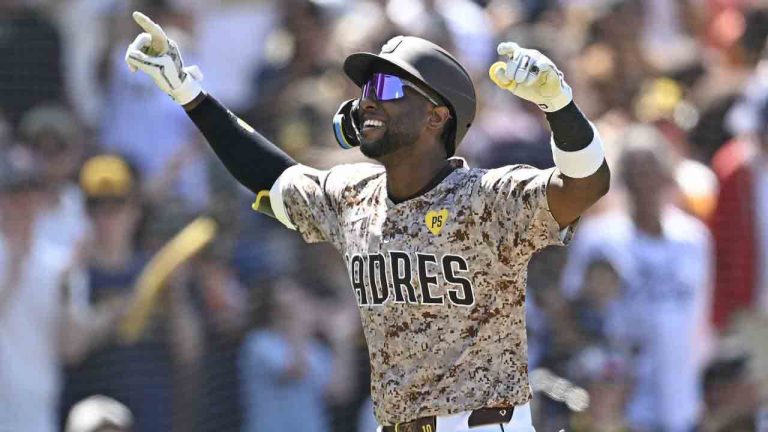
[344,52,428,90]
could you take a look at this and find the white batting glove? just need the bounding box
[489,42,572,112]
[124,11,203,105]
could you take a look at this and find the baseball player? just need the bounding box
[125,11,610,432]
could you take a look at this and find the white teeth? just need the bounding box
[363,119,385,128]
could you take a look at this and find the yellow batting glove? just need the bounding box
[489,42,572,112]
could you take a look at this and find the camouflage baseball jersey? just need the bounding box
[269,157,574,425]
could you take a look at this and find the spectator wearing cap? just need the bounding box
[17,104,90,258]
[61,154,202,432]
[0,151,122,432]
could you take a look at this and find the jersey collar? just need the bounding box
[383,157,469,208]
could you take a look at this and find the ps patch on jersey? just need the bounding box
[270,158,575,424]
[425,209,448,235]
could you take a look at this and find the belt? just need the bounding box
[381,407,514,432]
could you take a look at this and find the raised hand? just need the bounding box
[132,11,169,56]
[124,11,203,105]
[489,42,572,112]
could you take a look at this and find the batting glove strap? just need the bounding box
[551,122,605,178]
[489,42,573,112]
[170,66,204,105]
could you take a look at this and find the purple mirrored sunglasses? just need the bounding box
[361,73,442,106]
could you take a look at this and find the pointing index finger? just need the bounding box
[132,11,169,55]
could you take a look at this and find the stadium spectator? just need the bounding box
[560,125,713,431]
[710,59,768,330]
[2,0,768,429]
[239,277,357,432]
[61,155,202,432]
[0,2,64,127]
[697,347,761,432]
[567,345,632,432]
[17,104,90,255]
[0,150,123,432]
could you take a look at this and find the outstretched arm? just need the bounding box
[183,94,296,198]
[489,43,610,228]
[124,12,295,208]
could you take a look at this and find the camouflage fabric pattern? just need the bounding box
[274,158,574,424]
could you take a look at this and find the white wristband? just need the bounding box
[170,76,203,105]
[551,122,605,178]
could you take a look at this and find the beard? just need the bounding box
[359,132,398,158]
[359,120,420,159]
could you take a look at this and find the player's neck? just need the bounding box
[383,152,453,203]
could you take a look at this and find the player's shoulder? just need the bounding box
[326,162,385,189]
[327,162,384,180]
[315,162,387,201]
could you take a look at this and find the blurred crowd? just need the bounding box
[1,0,768,431]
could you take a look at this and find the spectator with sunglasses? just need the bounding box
[124,10,609,431]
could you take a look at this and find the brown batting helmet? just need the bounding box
[344,36,477,156]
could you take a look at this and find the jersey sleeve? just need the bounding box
[479,165,575,253]
[268,164,343,245]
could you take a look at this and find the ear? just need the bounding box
[427,106,451,132]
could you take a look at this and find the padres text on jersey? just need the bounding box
[270,158,574,424]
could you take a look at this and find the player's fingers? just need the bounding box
[489,62,516,89]
[504,55,531,84]
[132,11,163,39]
[128,33,152,53]
[504,58,517,81]
[125,55,142,72]
[520,56,548,85]
[533,60,552,76]
[132,11,169,54]
[125,48,162,71]
[530,60,553,85]
[125,40,142,72]
[513,54,534,84]
[497,42,521,59]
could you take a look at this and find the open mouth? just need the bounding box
[362,119,386,130]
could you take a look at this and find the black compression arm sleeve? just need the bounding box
[544,101,594,152]
[186,94,296,194]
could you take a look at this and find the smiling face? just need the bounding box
[358,86,433,160]
[356,73,453,162]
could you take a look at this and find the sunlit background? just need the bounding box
[0,0,767,431]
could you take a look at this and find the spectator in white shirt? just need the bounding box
[0,152,127,432]
[562,124,713,432]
